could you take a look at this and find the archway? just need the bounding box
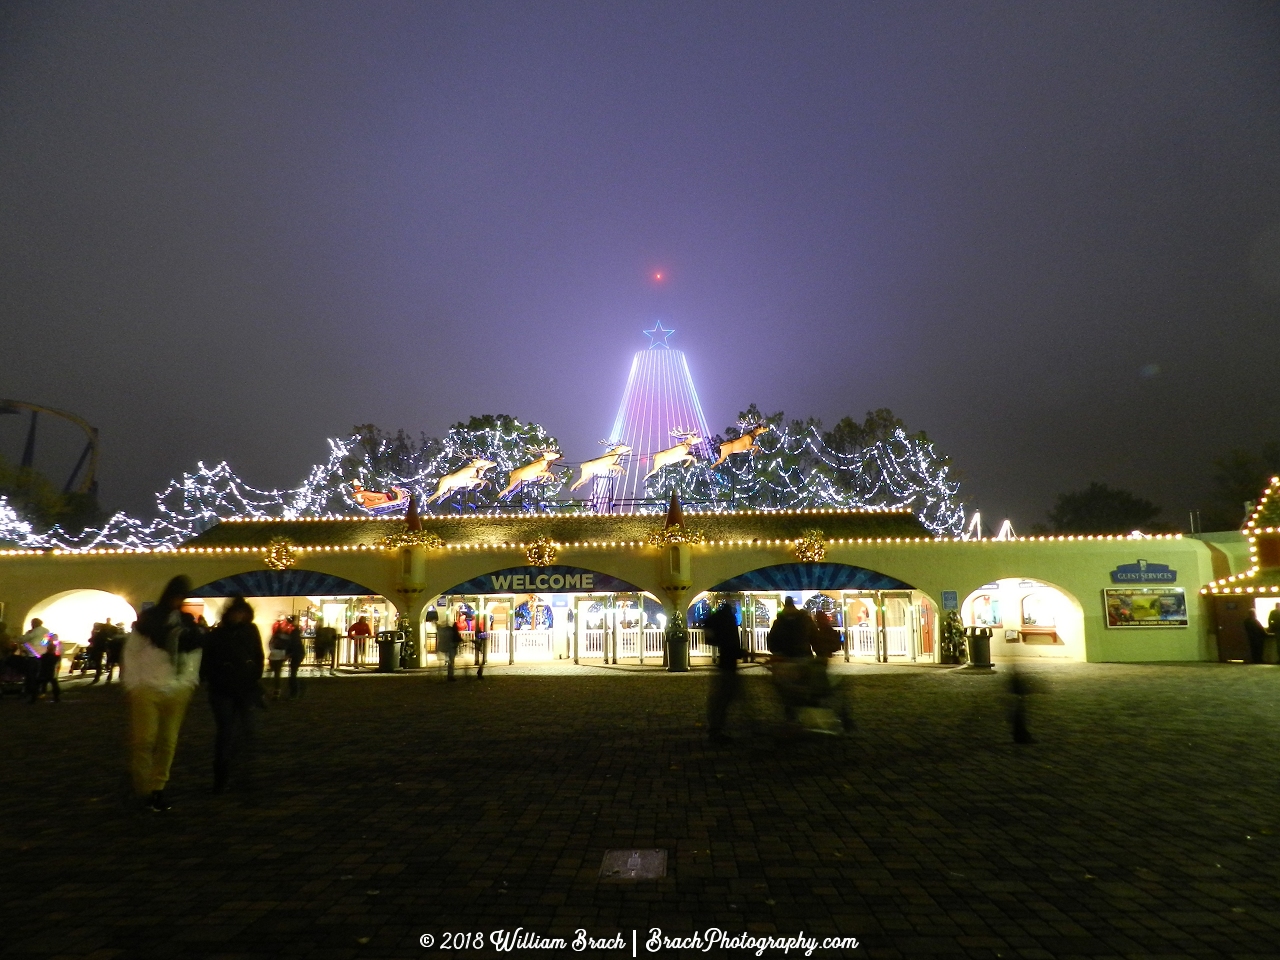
[190,569,394,669]
[961,578,1085,660]
[431,564,662,664]
[24,589,137,656]
[693,562,937,662]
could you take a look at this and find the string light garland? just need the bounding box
[644,421,964,535]
[646,523,706,546]
[377,530,445,549]
[1,395,969,550]
[1201,475,1280,596]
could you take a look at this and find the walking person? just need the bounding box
[314,619,338,676]
[474,615,488,679]
[86,622,108,681]
[267,620,290,699]
[35,634,62,703]
[1243,609,1268,664]
[201,595,264,794]
[123,576,205,812]
[103,621,126,683]
[19,618,48,702]
[437,618,460,681]
[284,616,304,699]
[766,597,816,723]
[706,601,743,743]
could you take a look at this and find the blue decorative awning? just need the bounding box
[709,562,913,593]
[190,569,382,598]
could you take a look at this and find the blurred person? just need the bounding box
[103,621,126,683]
[1243,609,1268,664]
[705,601,743,743]
[1008,663,1035,745]
[123,576,205,812]
[437,617,460,681]
[267,619,291,699]
[313,619,338,676]
[200,595,264,794]
[86,622,109,681]
[812,610,842,660]
[34,633,62,703]
[284,616,304,699]
[0,620,16,661]
[766,597,815,658]
[19,618,48,701]
[474,614,488,680]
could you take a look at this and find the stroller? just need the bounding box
[767,656,854,734]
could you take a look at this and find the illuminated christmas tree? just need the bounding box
[599,322,713,510]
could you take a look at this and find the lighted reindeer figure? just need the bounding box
[498,450,562,499]
[643,430,702,481]
[426,457,497,503]
[710,423,771,467]
[569,443,631,491]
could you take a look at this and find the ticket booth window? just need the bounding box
[971,594,1001,627]
[1021,593,1057,627]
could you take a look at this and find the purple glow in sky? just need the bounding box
[1,1,1279,529]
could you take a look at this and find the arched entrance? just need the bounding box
[431,565,664,664]
[961,578,1085,660]
[24,589,137,657]
[694,562,937,663]
[190,570,394,669]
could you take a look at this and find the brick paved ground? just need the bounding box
[2,660,1279,959]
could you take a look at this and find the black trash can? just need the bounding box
[376,631,403,673]
[964,627,993,668]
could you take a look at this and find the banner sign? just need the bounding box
[1104,587,1188,628]
[1109,560,1176,584]
[442,565,641,596]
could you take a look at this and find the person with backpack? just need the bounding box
[123,576,205,812]
[201,595,264,794]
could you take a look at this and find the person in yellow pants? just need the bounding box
[123,576,205,812]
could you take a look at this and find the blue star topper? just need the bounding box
[643,321,674,349]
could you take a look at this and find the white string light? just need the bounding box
[3,415,966,551]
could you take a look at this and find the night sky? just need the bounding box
[2,1,1279,530]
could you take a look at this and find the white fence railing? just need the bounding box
[337,636,380,668]
[845,624,876,658]
[886,625,911,658]
[580,628,605,659]
[514,629,553,659]
[687,628,714,658]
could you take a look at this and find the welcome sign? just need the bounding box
[1110,560,1177,584]
[441,565,642,596]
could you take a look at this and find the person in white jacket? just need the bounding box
[123,576,205,812]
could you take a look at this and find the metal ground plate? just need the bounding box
[599,849,667,881]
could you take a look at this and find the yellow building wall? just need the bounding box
[1,534,1217,663]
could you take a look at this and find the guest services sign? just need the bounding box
[1109,560,1176,584]
[441,565,642,595]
